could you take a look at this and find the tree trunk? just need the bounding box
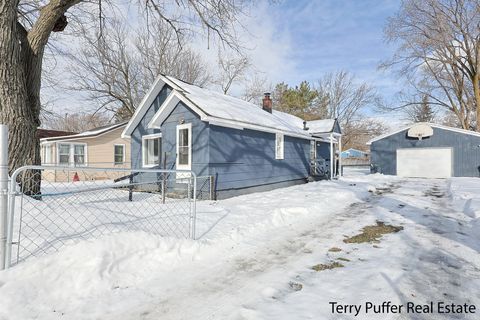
[0,1,42,195]
[474,74,480,132]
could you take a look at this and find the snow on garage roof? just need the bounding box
[366,122,480,145]
[123,74,340,139]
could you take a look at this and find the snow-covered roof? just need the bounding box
[41,122,128,142]
[160,76,309,137]
[122,74,341,139]
[367,122,480,145]
[306,119,336,134]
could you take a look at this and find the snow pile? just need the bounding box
[448,178,480,218]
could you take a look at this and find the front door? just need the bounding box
[176,123,192,179]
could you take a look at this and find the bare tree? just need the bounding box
[316,71,379,125]
[383,0,480,130]
[342,119,389,151]
[67,18,213,121]
[216,51,251,94]
[0,0,249,191]
[242,73,271,104]
[43,112,111,132]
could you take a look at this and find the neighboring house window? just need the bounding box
[74,145,86,166]
[142,134,162,167]
[114,144,125,164]
[42,144,52,165]
[275,133,284,160]
[58,144,70,165]
[58,143,87,166]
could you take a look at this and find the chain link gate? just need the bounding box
[5,166,197,267]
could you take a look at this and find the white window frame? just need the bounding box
[142,133,162,168]
[176,123,192,180]
[57,143,88,167]
[275,133,284,160]
[41,143,53,165]
[73,144,87,167]
[114,144,126,165]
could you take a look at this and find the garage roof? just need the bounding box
[367,122,480,145]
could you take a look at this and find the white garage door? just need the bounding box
[396,148,452,178]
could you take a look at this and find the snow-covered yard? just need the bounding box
[1,174,480,319]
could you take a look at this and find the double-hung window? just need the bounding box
[58,143,86,166]
[73,145,85,166]
[58,144,70,165]
[114,144,125,164]
[142,134,162,167]
[275,133,284,160]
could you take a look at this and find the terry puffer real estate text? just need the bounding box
[329,301,476,317]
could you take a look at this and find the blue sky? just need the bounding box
[257,0,401,99]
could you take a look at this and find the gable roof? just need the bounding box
[123,74,341,140]
[366,122,480,145]
[41,122,128,142]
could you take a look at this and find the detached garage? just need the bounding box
[368,123,480,178]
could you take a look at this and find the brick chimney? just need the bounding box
[262,92,272,113]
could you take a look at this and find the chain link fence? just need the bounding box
[5,166,200,266]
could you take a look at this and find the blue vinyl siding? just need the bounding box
[208,125,310,190]
[370,127,480,177]
[131,85,171,170]
[160,102,210,176]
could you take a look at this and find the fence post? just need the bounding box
[0,125,8,270]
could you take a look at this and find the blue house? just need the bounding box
[122,75,342,198]
[341,148,369,159]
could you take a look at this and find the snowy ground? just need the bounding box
[1,174,480,319]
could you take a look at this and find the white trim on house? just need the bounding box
[176,123,192,171]
[141,133,162,168]
[275,133,284,160]
[367,122,480,145]
[113,143,126,165]
[147,91,209,129]
[57,142,88,167]
[204,117,311,139]
[122,77,166,138]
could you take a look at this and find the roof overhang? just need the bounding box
[41,123,127,143]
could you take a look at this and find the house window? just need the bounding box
[58,143,87,166]
[275,133,284,160]
[42,144,52,165]
[73,144,85,166]
[142,134,162,167]
[114,144,125,164]
[58,144,70,165]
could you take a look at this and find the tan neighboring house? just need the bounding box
[40,122,131,181]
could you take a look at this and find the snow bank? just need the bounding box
[448,178,480,219]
